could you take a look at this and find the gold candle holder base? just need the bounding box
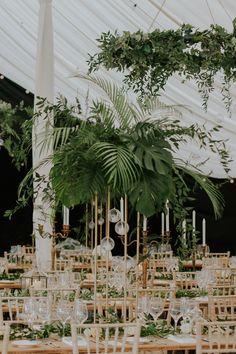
[37,223,70,271]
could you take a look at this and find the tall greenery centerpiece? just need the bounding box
[2,76,231,250]
[88,19,236,112]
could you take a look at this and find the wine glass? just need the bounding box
[73,300,88,324]
[73,300,88,340]
[24,298,36,329]
[56,300,72,338]
[150,297,164,322]
[169,300,183,332]
[137,296,150,323]
[36,298,50,327]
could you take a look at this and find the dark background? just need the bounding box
[0,76,235,255]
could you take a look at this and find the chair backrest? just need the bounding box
[150,251,173,260]
[0,324,10,354]
[196,320,236,354]
[55,258,73,271]
[173,271,198,290]
[0,296,49,324]
[71,321,140,354]
[208,294,236,321]
[95,296,137,322]
[21,246,35,254]
[213,268,232,286]
[137,287,175,324]
[203,252,230,268]
[4,251,35,268]
[206,252,230,258]
[208,284,236,296]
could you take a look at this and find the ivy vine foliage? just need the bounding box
[11,75,231,222]
[0,101,33,170]
[88,19,236,111]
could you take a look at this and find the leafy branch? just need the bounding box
[88,20,236,111]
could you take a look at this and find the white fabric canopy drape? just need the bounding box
[32,0,54,269]
[1,0,236,178]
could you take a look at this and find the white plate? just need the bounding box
[12,340,41,347]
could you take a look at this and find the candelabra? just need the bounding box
[37,224,70,271]
[142,229,148,289]
[118,229,158,289]
[161,230,171,244]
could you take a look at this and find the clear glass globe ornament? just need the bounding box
[97,207,103,214]
[88,221,95,229]
[114,221,129,235]
[98,217,104,225]
[108,208,121,223]
[122,255,136,271]
[100,237,115,251]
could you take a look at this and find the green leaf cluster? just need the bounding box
[88,21,236,111]
[0,76,231,225]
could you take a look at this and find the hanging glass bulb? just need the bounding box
[114,221,129,235]
[100,237,115,251]
[108,208,121,223]
[88,221,95,229]
[123,255,137,271]
[97,207,103,214]
[98,217,104,225]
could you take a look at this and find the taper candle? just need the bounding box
[192,210,196,234]
[143,216,147,231]
[161,212,165,235]
[63,206,69,225]
[165,200,170,232]
[202,218,206,246]
[182,219,186,241]
[120,197,124,222]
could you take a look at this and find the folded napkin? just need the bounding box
[167,335,196,344]
[62,336,88,347]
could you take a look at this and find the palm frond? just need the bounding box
[92,142,140,192]
[76,74,136,128]
[179,166,224,219]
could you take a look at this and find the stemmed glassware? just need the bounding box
[137,296,150,323]
[36,298,50,327]
[73,300,88,339]
[169,300,183,332]
[24,298,36,329]
[73,299,88,324]
[56,300,72,338]
[150,297,164,322]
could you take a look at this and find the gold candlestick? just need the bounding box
[142,230,148,289]
[37,224,70,271]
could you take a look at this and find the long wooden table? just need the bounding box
[0,335,199,353]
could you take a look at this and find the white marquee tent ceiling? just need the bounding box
[1,0,236,178]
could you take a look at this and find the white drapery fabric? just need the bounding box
[1,0,236,178]
[32,0,54,269]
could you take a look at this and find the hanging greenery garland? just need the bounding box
[88,19,236,112]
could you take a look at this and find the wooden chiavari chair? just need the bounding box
[71,321,140,354]
[0,324,10,354]
[196,320,236,354]
[208,284,236,296]
[208,294,236,321]
[173,271,199,290]
[202,252,230,268]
